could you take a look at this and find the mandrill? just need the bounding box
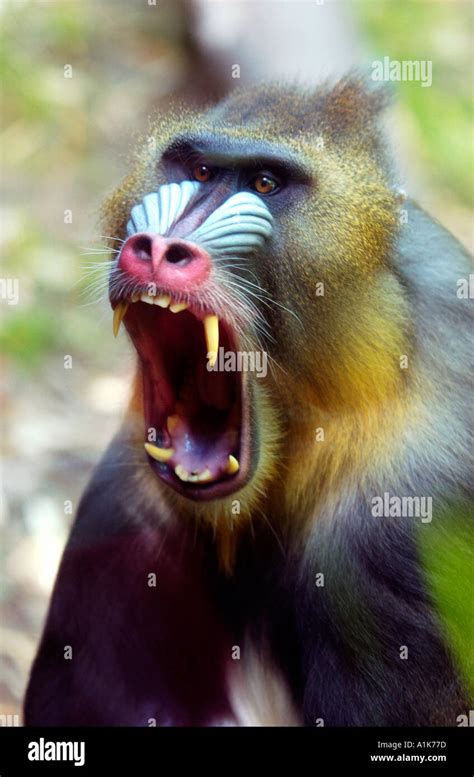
[25,77,473,727]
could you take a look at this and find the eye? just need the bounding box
[249,172,280,195]
[192,163,214,183]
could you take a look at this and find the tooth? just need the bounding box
[175,464,190,482]
[155,295,171,308]
[166,415,180,434]
[131,293,140,303]
[203,314,219,367]
[187,468,212,483]
[113,302,128,337]
[226,455,239,475]
[144,443,174,463]
[169,301,189,313]
[140,293,154,305]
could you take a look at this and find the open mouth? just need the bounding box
[112,294,253,500]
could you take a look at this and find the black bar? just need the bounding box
[0,727,472,775]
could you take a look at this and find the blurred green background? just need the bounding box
[0,0,472,719]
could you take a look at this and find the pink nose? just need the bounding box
[118,232,211,292]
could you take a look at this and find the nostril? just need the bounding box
[131,234,153,262]
[164,244,192,266]
[119,235,210,288]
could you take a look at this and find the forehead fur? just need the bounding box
[203,75,392,161]
[211,76,389,133]
[102,75,394,240]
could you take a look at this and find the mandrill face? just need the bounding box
[107,102,316,502]
[109,168,277,502]
[105,82,399,507]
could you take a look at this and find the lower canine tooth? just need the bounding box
[144,443,174,463]
[113,302,128,337]
[155,295,171,308]
[226,455,239,475]
[175,464,190,482]
[203,314,219,367]
[169,301,189,313]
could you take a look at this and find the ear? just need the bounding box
[318,72,393,137]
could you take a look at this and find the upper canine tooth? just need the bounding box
[144,443,174,463]
[113,302,128,337]
[169,301,189,313]
[203,314,219,367]
[140,293,155,305]
[155,295,171,308]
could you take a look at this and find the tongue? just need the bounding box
[167,412,238,483]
